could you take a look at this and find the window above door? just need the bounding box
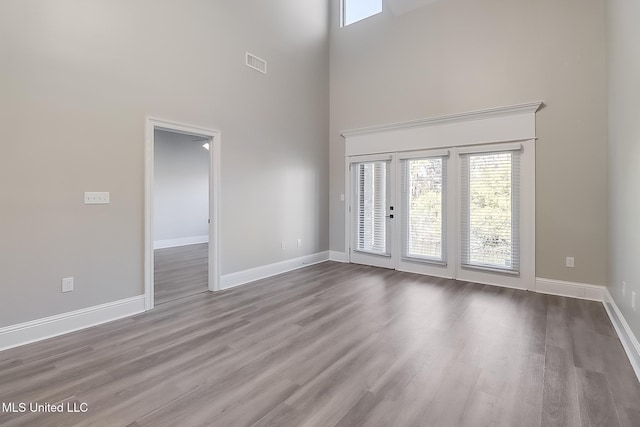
[342,0,383,27]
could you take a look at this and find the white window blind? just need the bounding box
[400,157,446,263]
[355,161,390,255]
[460,151,520,273]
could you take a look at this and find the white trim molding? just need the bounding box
[342,102,543,156]
[329,251,348,263]
[221,252,330,290]
[535,277,606,301]
[342,102,543,138]
[153,235,209,250]
[0,296,145,352]
[604,290,640,382]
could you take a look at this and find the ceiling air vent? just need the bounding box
[246,52,267,74]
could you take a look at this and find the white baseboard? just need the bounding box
[0,295,146,352]
[329,251,348,263]
[535,277,606,301]
[603,290,640,382]
[220,251,330,290]
[154,235,208,250]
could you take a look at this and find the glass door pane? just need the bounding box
[355,161,390,255]
[401,157,446,263]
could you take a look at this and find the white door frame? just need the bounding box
[347,153,396,269]
[144,117,221,311]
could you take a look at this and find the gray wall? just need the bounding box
[0,0,330,327]
[607,0,640,337]
[329,0,608,285]
[154,130,209,245]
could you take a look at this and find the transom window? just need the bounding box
[342,0,382,27]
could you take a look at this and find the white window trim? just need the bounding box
[342,102,541,156]
[397,148,451,159]
[456,142,522,155]
[343,102,542,291]
[455,141,534,289]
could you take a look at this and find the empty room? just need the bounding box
[1,0,639,426]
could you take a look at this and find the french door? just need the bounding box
[349,154,395,269]
[349,150,453,276]
[395,150,456,278]
[348,142,531,289]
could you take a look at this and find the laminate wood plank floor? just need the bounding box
[154,243,208,305]
[1,262,639,426]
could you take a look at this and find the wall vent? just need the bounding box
[246,52,267,74]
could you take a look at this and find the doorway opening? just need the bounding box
[145,118,221,310]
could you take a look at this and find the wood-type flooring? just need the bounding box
[154,243,208,305]
[1,262,639,426]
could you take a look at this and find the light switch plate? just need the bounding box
[84,192,110,204]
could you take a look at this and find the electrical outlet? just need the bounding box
[340,194,345,201]
[62,277,74,293]
[565,257,575,268]
[297,238,302,248]
[633,291,637,311]
[623,281,627,297]
[281,242,285,251]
